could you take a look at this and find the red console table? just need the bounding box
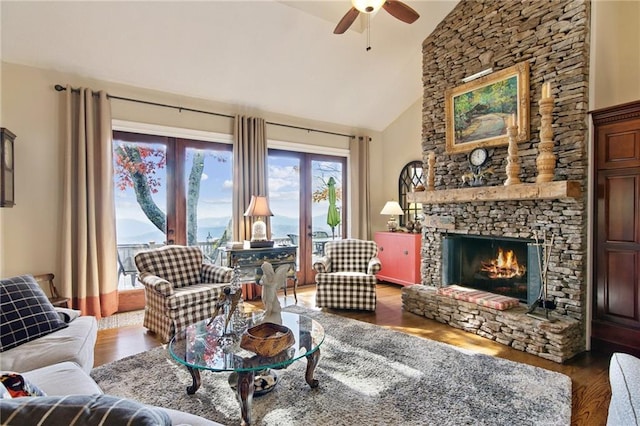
[374,232,421,286]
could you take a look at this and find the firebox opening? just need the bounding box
[442,235,541,305]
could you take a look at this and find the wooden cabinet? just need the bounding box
[591,101,640,357]
[374,232,421,286]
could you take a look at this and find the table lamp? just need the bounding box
[380,201,404,232]
[244,195,274,247]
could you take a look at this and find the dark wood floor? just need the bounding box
[94,283,612,426]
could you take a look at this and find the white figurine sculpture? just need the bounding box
[260,261,288,316]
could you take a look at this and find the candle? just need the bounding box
[508,113,516,128]
[542,82,551,99]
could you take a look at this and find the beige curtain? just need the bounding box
[60,87,118,318]
[232,115,269,241]
[349,135,371,240]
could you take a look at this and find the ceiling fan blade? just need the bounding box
[334,7,360,34]
[382,0,420,24]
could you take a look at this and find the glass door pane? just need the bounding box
[311,159,343,263]
[184,145,233,264]
[268,153,301,260]
[113,135,167,290]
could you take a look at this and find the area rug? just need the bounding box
[97,310,144,330]
[91,306,572,425]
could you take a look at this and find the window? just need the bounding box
[113,131,232,290]
[268,149,346,284]
[398,161,424,226]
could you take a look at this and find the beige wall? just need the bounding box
[0,62,381,278]
[374,97,423,232]
[591,0,640,110]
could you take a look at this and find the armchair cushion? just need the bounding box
[134,245,203,288]
[202,263,233,283]
[165,283,226,310]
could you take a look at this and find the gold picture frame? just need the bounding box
[445,61,530,154]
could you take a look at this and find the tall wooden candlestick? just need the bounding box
[536,84,556,183]
[426,151,435,191]
[504,115,521,186]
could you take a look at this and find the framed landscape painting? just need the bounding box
[445,61,530,154]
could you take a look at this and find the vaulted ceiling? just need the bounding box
[1,1,458,131]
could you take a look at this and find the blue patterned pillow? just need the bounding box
[0,275,68,352]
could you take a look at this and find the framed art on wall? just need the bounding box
[445,61,530,154]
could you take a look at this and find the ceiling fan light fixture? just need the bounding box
[352,0,386,14]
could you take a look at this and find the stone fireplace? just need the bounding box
[401,0,590,363]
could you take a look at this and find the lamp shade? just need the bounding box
[380,201,404,216]
[243,195,274,217]
[352,0,386,13]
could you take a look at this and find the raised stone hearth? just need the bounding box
[402,286,583,363]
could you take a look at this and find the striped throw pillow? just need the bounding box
[0,394,172,425]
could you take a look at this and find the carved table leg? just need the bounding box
[305,348,320,388]
[236,371,255,426]
[186,366,201,395]
[292,273,298,304]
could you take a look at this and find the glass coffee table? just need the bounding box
[169,311,325,425]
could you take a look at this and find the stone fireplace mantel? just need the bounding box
[407,180,581,205]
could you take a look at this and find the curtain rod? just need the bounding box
[54,84,356,139]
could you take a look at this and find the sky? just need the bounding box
[113,141,342,243]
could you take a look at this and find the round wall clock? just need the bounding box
[469,148,488,167]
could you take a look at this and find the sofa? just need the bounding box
[0,274,222,425]
[0,275,97,374]
[608,352,640,426]
[3,361,222,425]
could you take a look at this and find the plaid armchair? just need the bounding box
[134,245,232,343]
[313,239,381,311]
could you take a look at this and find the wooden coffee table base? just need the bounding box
[183,348,321,426]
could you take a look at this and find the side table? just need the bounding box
[34,273,70,308]
[49,297,70,308]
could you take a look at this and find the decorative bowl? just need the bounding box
[240,322,295,357]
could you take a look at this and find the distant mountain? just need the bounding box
[116,219,164,244]
[117,213,338,244]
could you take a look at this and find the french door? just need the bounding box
[112,130,232,310]
[267,149,347,285]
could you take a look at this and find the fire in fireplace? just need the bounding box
[442,235,541,305]
[480,247,526,279]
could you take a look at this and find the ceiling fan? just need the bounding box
[334,0,420,34]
